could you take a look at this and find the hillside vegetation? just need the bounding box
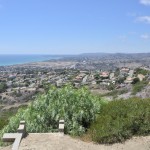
[132,80,148,95]
[0,109,16,131]
[89,97,150,144]
[0,85,150,146]
[0,85,106,145]
[0,105,27,130]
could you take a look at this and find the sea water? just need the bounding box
[0,54,61,66]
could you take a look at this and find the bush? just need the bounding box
[89,98,150,144]
[103,89,128,98]
[0,82,7,93]
[107,83,115,91]
[132,77,140,84]
[132,81,148,95]
[0,107,23,130]
[0,119,8,131]
[135,68,150,76]
[94,74,100,80]
[0,85,106,145]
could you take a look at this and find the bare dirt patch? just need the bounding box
[1,133,150,150]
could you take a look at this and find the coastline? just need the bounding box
[10,61,76,69]
[0,54,62,67]
[0,59,77,70]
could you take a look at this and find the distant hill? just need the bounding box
[79,52,150,58]
[65,52,150,61]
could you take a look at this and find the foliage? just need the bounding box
[94,73,100,80]
[0,119,8,131]
[0,82,7,93]
[132,80,148,95]
[116,77,126,84]
[101,89,128,98]
[106,83,115,91]
[132,77,140,84]
[88,97,150,144]
[0,107,25,130]
[135,68,150,76]
[114,68,120,77]
[0,85,106,145]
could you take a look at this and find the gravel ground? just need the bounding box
[0,133,150,150]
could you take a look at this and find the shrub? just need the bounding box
[116,77,126,84]
[107,83,115,91]
[132,77,140,84]
[0,107,22,130]
[103,89,128,98]
[94,74,100,80]
[0,82,7,93]
[132,81,148,95]
[135,68,150,76]
[0,85,106,145]
[0,119,8,131]
[89,97,150,144]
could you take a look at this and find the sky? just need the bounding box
[0,0,150,54]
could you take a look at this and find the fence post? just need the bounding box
[17,121,26,138]
[59,120,64,134]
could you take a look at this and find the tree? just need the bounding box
[94,73,100,80]
[0,83,7,93]
[136,68,149,76]
[117,77,125,84]
[132,77,140,84]
[0,85,106,139]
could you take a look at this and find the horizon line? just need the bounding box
[0,52,150,55]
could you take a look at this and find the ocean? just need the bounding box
[0,55,61,66]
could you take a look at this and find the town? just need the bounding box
[0,59,150,110]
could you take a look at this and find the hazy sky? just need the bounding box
[0,0,150,54]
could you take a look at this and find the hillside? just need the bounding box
[0,86,150,149]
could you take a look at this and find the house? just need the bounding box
[128,70,134,78]
[6,81,12,87]
[137,74,145,81]
[109,73,115,80]
[120,67,130,76]
[56,79,63,87]
[140,65,150,71]
[9,74,17,79]
[29,83,36,88]
[124,77,133,84]
[82,75,88,83]
[6,88,12,92]
[100,72,109,78]
[120,67,130,73]
[74,73,86,82]
[100,82,110,86]
[91,81,97,85]
[80,70,88,74]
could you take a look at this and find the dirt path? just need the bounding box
[0,133,150,150]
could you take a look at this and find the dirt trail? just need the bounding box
[0,133,150,150]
